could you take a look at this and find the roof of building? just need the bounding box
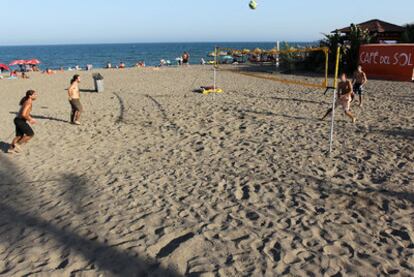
[335,19,405,33]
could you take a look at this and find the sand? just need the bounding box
[0,66,413,277]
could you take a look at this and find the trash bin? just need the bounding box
[93,73,104,93]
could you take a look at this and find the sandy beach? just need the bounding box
[0,66,413,276]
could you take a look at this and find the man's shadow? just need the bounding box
[80,89,97,93]
[65,88,97,93]
[9,112,69,123]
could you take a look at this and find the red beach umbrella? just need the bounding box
[26,59,41,65]
[9,60,26,66]
[0,64,10,71]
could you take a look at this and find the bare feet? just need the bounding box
[14,144,22,152]
[352,117,357,124]
[73,121,81,125]
[8,146,20,154]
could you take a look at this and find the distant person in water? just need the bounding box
[182,52,190,65]
[322,73,356,123]
[106,62,112,69]
[352,65,368,107]
[9,90,38,153]
[119,62,125,69]
[68,74,83,125]
[135,61,145,67]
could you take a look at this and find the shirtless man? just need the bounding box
[322,73,356,123]
[68,74,83,125]
[352,65,368,107]
[9,90,38,153]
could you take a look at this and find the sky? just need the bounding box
[1,0,413,45]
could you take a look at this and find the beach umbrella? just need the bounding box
[232,50,242,57]
[9,60,26,66]
[267,48,278,55]
[242,49,251,55]
[0,64,10,71]
[252,48,263,55]
[26,59,41,65]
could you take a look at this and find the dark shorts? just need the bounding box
[14,118,34,137]
[353,83,364,95]
[70,99,83,112]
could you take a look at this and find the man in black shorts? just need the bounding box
[352,65,368,107]
[68,75,83,125]
[9,90,38,153]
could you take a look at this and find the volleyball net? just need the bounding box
[211,45,342,155]
[213,46,331,89]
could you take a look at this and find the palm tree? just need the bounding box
[346,24,373,71]
[402,24,414,43]
[321,24,373,73]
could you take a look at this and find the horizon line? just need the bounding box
[0,40,320,47]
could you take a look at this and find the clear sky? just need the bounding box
[1,0,413,45]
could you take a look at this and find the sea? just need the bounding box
[0,42,316,70]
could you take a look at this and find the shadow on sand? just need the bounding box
[237,108,319,122]
[64,88,97,93]
[9,112,69,123]
[245,94,329,105]
[80,89,98,93]
[374,128,414,140]
[0,141,11,153]
[0,155,181,277]
[302,174,414,205]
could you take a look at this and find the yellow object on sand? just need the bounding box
[202,88,224,95]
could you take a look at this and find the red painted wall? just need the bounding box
[359,44,414,81]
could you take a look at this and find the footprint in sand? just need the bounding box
[235,185,249,201]
[269,242,282,262]
[245,211,260,221]
[148,231,195,259]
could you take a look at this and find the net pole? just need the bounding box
[213,67,216,90]
[276,41,280,69]
[329,46,341,155]
[213,46,217,90]
[324,48,329,87]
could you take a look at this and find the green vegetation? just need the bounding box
[321,24,373,73]
[402,24,414,43]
